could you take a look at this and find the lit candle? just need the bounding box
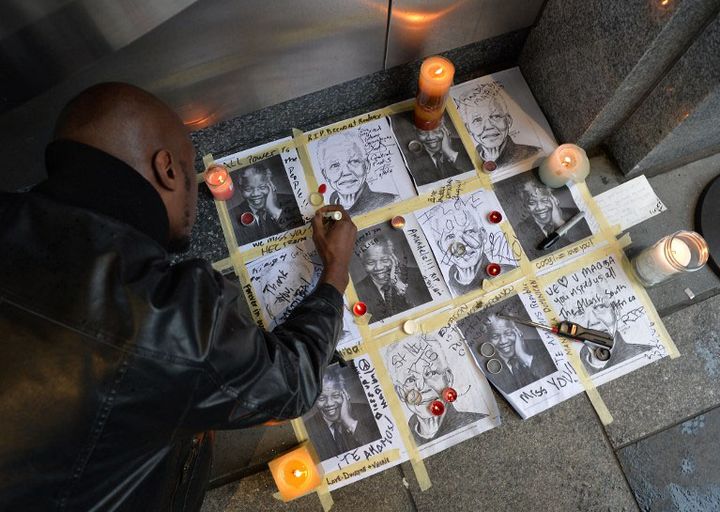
[631,231,709,287]
[269,442,323,501]
[414,56,455,131]
[204,164,234,201]
[538,143,590,188]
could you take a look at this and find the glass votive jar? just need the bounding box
[631,231,709,287]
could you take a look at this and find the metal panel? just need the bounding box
[386,0,544,68]
[0,0,388,190]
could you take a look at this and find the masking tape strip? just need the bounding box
[289,420,335,511]
[211,256,233,272]
[444,98,491,189]
[305,99,415,142]
[343,278,433,491]
[292,128,320,196]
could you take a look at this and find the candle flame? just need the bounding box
[561,156,573,168]
[434,67,444,76]
[293,469,303,478]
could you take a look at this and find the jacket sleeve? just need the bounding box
[150,259,344,431]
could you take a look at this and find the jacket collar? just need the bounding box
[36,139,170,248]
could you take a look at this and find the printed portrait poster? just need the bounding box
[451,66,557,183]
[456,290,584,419]
[416,188,522,298]
[302,357,407,490]
[349,215,452,326]
[306,120,417,218]
[543,251,669,387]
[380,326,500,458]
[493,169,600,265]
[216,138,314,250]
[245,238,361,350]
[389,110,476,194]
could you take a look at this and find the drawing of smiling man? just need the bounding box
[428,201,513,296]
[316,132,398,216]
[516,179,575,240]
[386,336,487,445]
[457,82,540,167]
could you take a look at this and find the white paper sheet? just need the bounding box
[594,176,667,231]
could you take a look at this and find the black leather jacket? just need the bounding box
[0,141,344,511]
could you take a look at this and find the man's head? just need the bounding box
[414,120,446,154]
[316,132,369,197]
[581,294,619,337]
[316,366,349,423]
[517,180,559,228]
[360,236,395,287]
[54,83,197,251]
[386,336,453,419]
[457,82,512,152]
[429,201,486,271]
[482,314,522,359]
[238,165,273,211]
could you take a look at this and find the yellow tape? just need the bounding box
[292,128,320,197]
[289,417,335,510]
[211,256,233,272]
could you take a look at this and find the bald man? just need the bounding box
[0,83,357,511]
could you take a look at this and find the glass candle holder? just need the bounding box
[631,231,709,287]
[414,56,455,131]
[204,164,234,201]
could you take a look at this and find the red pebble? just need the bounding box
[240,212,255,226]
[442,387,458,403]
[486,263,502,276]
[488,210,503,224]
[429,400,445,416]
[352,302,367,316]
[318,183,327,194]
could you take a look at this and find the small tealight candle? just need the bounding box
[631,231,709,287]
[414,56,455,131]
[538,144,590,188]
[269,442,323,502]
[204,164,234,200]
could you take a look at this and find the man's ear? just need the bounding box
[152,149,178,191]
[506,114,514,130]
[444,369,454,388]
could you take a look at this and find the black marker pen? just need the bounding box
[537,211,586,251]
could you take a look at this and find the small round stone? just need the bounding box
[390,215,406,229]
[483,160,497,173]
[487,210,503,224]
[442,387,457,403]
[449,242,466,257]
[428,400,445,416]
[240,212,255,226]
[486,263,502,277]
[352,302,367,316]
[486,358,503,374]
[318,183,327,194]
[479,342,496,358]
[594,347,611,361]
[405,389,423,406]
[309,192,324,206]
[408,140,423,153]
[402,320,417,335]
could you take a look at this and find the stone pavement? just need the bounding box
[200,153,720,511]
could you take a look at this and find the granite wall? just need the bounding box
[520,0,720,176]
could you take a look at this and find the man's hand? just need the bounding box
[389,254,408,295]
[339,390,358,434]
[440,125,459,163]
[265,183,283,220]
[549,195,565,229]
[312,205,357,293]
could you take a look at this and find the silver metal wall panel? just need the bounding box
[385,0,544,68]
[0,0,388,190]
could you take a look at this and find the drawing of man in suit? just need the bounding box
[577,296,651,375]
[406,118,473,186]
[385,336,488,445]
[427,201,514,296]
[515,179,587,243]
[232,164,303,243]
[457,82,541,168]
[353,236,431,322]
[303,365,380,461]
[474,313,556,394]
[316,132,398,216]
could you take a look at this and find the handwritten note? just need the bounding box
[594,176,667,231]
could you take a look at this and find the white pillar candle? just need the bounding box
[538,143,591,188]
[631,231,708,287]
